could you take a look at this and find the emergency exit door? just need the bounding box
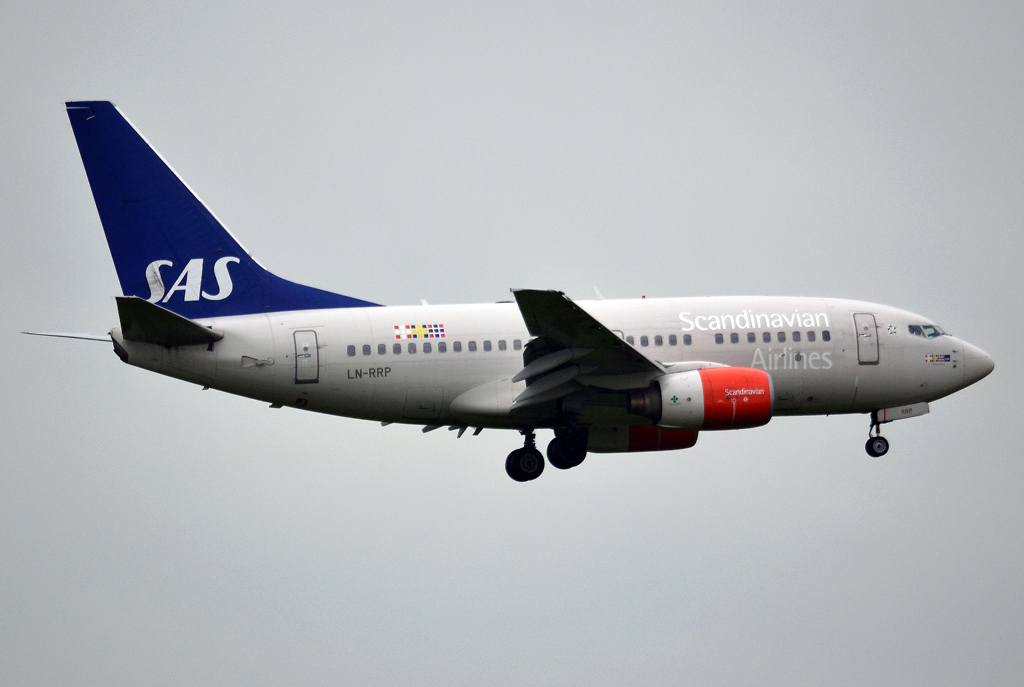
[294,330,319,383]
[853,313,879,364]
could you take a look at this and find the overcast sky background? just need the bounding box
[2,2,1022,685]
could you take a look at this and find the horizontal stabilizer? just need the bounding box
[22,331,110,342]
[116,296,223,346]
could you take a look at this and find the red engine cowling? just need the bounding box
[587,424,699,453]
[697,366,773,429]
[628,367,774,430]
[627,425,698,451]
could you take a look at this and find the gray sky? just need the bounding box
[2,2,1022,685]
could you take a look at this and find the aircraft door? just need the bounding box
[294,330,319,383]
[853,313,879,364]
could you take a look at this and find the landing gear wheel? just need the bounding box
[506,447,545,482]
[547,431,588,470]
[865,436,889,457]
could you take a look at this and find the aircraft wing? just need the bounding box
[510,290,662,406]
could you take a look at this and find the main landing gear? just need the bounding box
[865,420,890,457]
[546,428,588,470]
[506,431,545,482]
[506,428,590,482]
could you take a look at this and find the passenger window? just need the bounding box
[640,336,649,347]
[498,340,507,351]
[745,332,753,343]
[423,342,432,353]
[626,336,635,345]
[730,333,739,344]
[822,330,831,342]
[715,333,724,344]
[683,334,691,345]
[483,340,492,352]
[408,342,416,354]
[378,343,386,355]
[468,341,477,352]
[777,332,786,343]
[362,344,371,355]
[438,341,447,353]
[669,335,678,346]
[453,341,462,352]
[807,331,816,342]
[347,345,356,357]
[654,335,663,346]
[393,343,401,355]
[513,339,522,350]
[792,331,801,342]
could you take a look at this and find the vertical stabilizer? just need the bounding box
[66,101,379,318]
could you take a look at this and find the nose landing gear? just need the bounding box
[506,430,545,482]
[865,419,890,457]
[865,435,890,457]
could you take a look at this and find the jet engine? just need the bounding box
[628,367,773,430]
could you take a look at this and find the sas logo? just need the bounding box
[145,257,240,303]
[925,354,951,363]
[724,388,766,398]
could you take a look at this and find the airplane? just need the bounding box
[30,101,995,482]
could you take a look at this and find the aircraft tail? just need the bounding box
[65,101,380,318]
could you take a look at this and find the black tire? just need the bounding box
[865,436,889,457]
[505,448,525,481]
[547,435,587,470]
[546,437,568,470]
[506,447,545,482]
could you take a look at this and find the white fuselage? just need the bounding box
[112,296,991,429]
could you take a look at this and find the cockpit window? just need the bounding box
[908,324,945,339]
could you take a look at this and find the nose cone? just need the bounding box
[962,342,995,387]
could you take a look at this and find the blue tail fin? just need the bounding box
[66,101,380,318]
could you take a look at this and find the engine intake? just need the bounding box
[628,367,774,430]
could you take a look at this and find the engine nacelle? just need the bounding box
[628,367,774,430]
[587,425,699,453]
